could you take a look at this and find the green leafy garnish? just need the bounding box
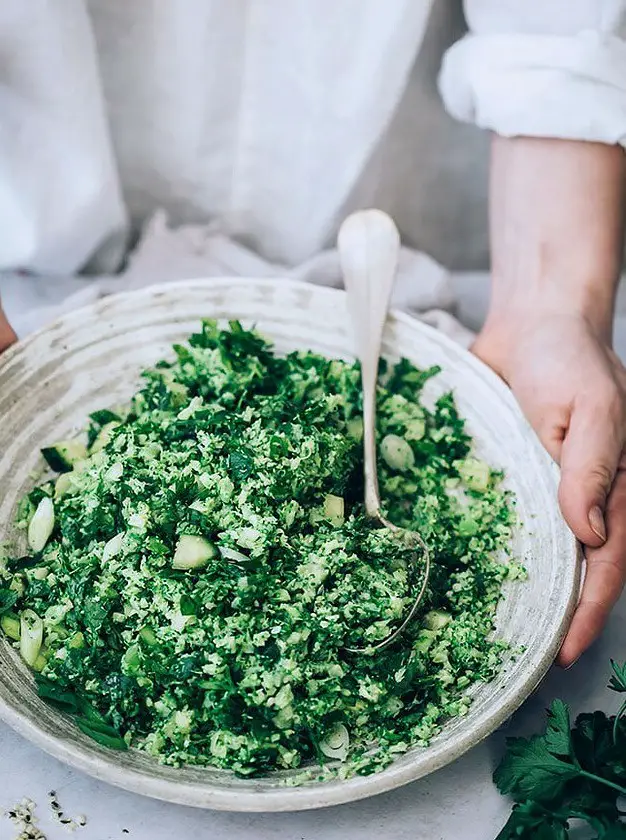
[494,665,626,838]
[6,555,38,572]
[229,450,254,480]
[0,588,18,616]
[35,675,127,750]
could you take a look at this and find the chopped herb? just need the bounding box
[2,321,518,778]
[229,450,254,480]
[0,588,18,615]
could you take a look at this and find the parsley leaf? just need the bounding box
[572,712,615,776]
[494,668,626,839]
[495,801,569,840]
[544,699,575,760]
[609,661,626,694]
[0,588,17,616]
[35,675,127,750]
[609,661,626,745]
[35,675,81,714]
[601,825,626,839]
[229,450,254,480]
[75,719,128,751]
[494,730,579,803]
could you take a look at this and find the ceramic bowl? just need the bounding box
[0,278,580,811]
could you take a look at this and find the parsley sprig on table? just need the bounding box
[494,661,626,839]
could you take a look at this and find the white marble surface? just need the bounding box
[1,270,625,840]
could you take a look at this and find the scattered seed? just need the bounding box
[4,798,47,840]
[46,791,88,832]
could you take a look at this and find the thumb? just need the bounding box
[558,394,624,547]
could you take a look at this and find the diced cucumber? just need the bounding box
[309,508,325,525]
[89,409,121,427]
[172,535,217,571]
[155,370,189,407]
[218,546,250,565]
[90,421,120,454]
[458,457,491,492]
[142,442,162,460]
[139,626,158,647]
[323,494,345,527]
[121,643,142,676]
[166,380,189,407]
[54,472,75,500]
[41,440,87,473]
[319,723,350,761]
[346,417,363,442]
[380,434,415,472]
[68,631,85,649]
[1,614,21,641]
[9,576,25,596]
[105,462,124,482]
[27,497,55,553]
[20,609,43,667]
[424,610,452,631]
[458,516,480,537]
[413,629,436,654]
[15,497,35,529]
[404,416,426,442]
[43,603,69,626]
[33,647,49,672]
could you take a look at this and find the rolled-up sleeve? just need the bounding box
[439,0,626,145]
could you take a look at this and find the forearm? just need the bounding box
[485,136,626,344]
[0,301,17,353]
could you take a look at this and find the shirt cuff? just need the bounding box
[439,30,626,146]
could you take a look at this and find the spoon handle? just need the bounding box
[338,209,401,518]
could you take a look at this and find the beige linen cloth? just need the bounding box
[8,210,475,349]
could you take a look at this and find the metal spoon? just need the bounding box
[338,209,431,654]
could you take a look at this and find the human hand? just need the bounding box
[473,313,626,667]
[0,302,17,354]
[482,133,626,665]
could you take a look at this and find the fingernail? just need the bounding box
[564,656,581,671]
[589,506,607,542]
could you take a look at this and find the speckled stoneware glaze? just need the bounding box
[0,278,580,811]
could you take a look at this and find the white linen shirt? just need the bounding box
[0,0,625,277]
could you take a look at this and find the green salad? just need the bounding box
[0,321,522,779]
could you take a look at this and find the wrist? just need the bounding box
[475,274,617,382]
[487,135,625,353]
[486,267,616,345]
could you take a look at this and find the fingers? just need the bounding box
[0,303,17,354]
[558,389,624,548]
[558,467,626,667]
